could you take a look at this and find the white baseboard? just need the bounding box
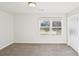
[78,48,79,55]
[0,41,14,50]
[69,45,79,55]
[14,41,66,44]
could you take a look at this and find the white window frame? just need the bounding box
[39,17,63,35]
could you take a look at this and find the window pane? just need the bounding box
[52,28,61,35]
[40,28,50,32]
[52,28,61,31]
[40,20,50,27]
[40,20,50,33]
[52,21,61,27]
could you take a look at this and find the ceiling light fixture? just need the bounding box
[28,2,37,7]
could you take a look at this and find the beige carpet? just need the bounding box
[0,43,78,56]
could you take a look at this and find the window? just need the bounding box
[52,21,61,27]
[39,17,62,35]
[52,21,61,35]
[40,20,50,35]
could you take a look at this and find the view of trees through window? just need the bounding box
[40,18,62,35]
[40,20,50,32]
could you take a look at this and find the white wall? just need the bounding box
[14,13,67,43]
[67,14,79,53]
[0,10,14,49]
